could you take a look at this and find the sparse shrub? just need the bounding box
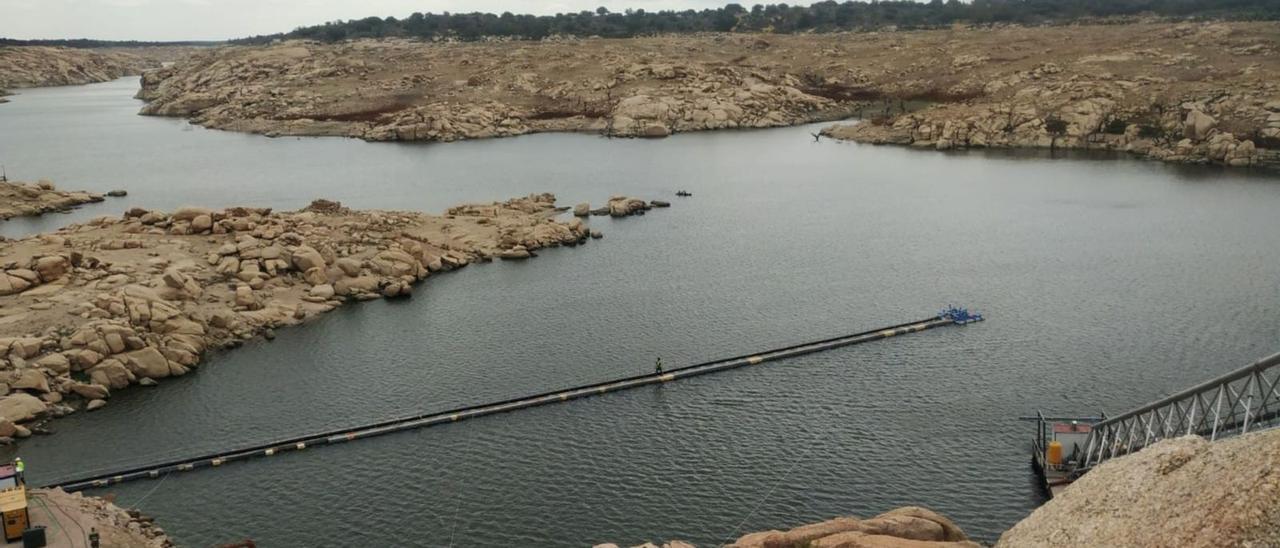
[1103,118,1128,135]
[1044,117,1069,136]
[1137,124,1165,139]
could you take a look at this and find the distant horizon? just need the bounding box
[1,0,756,42]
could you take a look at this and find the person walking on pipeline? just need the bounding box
[655,357,663,375]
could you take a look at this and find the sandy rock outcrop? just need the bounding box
[0,46,156,90]
[606,196,652,217]
[135,35,860,142]
[820,22,1280,169]
[600,506,978,548]
[0,193,663,441]
[729,507,979,548]
[0,180,107,221]
[997,429,1280,547]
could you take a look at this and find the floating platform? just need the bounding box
[46,309,983,492]
[1023,412,1103,498]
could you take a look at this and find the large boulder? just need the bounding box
[607,197,651,217]
[290,245,326,272]
[170,206,213,222]
[0,272,34,296]
[9,370,50,393]
[32,255,70,282]
[34,353,71,375]
[334,276,379,296]
[1183,109,1217,141]
[70,383,110,400]
[121,347,171,379]
[190,214,213,233]
[0,393,47,423]
[88,360,133,390]
[335,258,362,277]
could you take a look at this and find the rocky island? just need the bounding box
[0,193,658,441]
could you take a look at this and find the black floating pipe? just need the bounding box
[45,314,962,492]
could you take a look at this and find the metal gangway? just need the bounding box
[1072,350,1280,473]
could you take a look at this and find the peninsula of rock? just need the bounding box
[135,34,857,141]
[0,194,659,442]
[0,180,107,221]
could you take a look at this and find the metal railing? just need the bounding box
[1074,351,1280,472]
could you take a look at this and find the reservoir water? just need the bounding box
[2,78,1279,546]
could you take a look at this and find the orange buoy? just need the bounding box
[1047,440,1063,467]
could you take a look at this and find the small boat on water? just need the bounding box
[676,190,692,197]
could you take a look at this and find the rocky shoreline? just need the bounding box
[131,22,1279,169]
[134,34,865,142]
[0,194,658,442]
[820,22,1280,169]
[0,180,110,221]
[27,488,173,547]
[0,46,158,90]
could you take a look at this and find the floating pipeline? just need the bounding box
[45,309,983,492]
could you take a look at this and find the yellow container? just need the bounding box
[1047,440,1063,467]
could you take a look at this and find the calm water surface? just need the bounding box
[2,79,1279,546]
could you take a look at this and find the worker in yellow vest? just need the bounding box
[13,457,23,481]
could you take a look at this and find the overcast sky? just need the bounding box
[2,0,750,42]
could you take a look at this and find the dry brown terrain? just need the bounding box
[998,430,1280,547]
[822,21,1280,168]
[0,47,157,90]
[135,22,1280,168]
[0,193,659,441]
[135,34,860,140]
[0,180,108,220]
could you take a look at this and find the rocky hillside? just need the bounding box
[0,194,658,443]
[0,180,108,220]
[135,34,861,141]
[135,22,1280,168]
[822,21,1280,169]
[0,46,157,89]
[997,429,1280,547]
